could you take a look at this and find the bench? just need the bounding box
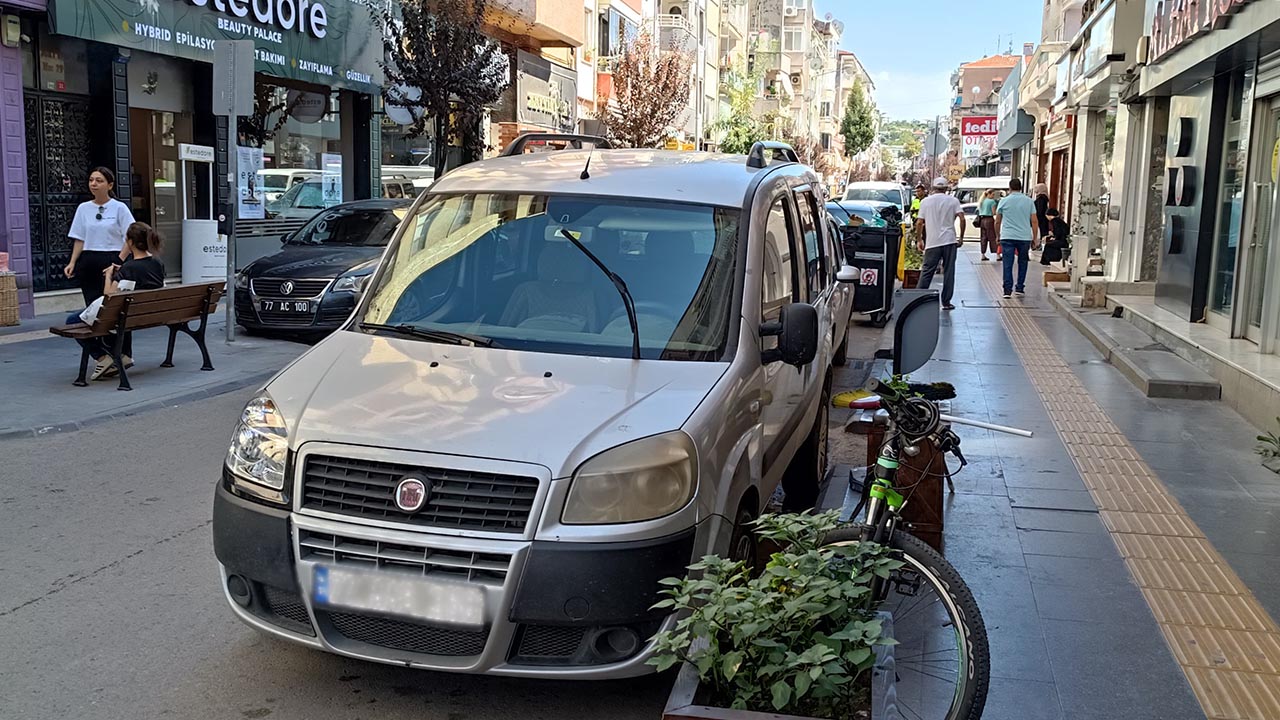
[49,281,225,391]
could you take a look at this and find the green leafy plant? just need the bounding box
[884,374,913,396]
[902,241,924,271]
[1257,417,1280,459]
[649,511,901,719]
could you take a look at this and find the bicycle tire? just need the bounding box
[823,528,990,720]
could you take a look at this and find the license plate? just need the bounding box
[312,565,485,627]
[260,299,310,313]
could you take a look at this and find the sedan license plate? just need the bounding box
[313,565,485,627]
[260,299,310,313]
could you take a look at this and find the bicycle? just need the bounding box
[822,379,995,720]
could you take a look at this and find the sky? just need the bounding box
[813,0,1044,122]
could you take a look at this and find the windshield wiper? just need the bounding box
[358,322,492,347]
[558,228,641,360]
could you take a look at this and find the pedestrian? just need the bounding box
[995,178,1040,298]
[977,189,999,261]
[914,176,966,311]
[910,183,926,222]
[63,167,135,306]
[1040,208,1070,265]
[1033,182,1050,239]
[65,222,166,381]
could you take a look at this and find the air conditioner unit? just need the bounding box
[1136,35,1150,66]
[790,72,803,87]
[783,7,797,16]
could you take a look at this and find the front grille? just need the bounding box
[326,612,489,656]
[301,455,539,533]
[252,278,331,298]
[261,585,314,634]
[516,625,587,659]
[299,530,510,586]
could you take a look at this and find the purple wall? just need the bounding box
[0,40,33,319]
[2,0,45,10]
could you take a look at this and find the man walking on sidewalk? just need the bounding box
[914,177,966,310]
[995,177,1040,298]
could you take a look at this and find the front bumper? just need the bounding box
[233,285,357,331]
[213,482,693,678]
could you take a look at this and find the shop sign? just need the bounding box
[236,146,265,220]
[1150,0,1258,64]
[288,89,328,123]
[47,0,383,92]
[180,143,216,162]
[961,116,997,137]
[517,50,577,132]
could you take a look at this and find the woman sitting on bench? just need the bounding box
[67,222,166,381]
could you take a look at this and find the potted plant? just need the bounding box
[901,240,924,289]
[653,511,901,720]
[1258,417,1280,474]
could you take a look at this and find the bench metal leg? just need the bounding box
[161,325,180,368]
[191,320,214,372]
[110,331,131,392]
[74,348,91,387]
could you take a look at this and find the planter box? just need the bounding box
[901,269,920,289]
[663,614,898,720]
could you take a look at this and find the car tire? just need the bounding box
[781,377,831,512]
[833,327,849,366]
[728,499,758,570]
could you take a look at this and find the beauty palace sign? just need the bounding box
[48,0,383,92]
[1150,0,1259,63]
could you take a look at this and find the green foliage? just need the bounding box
[840,79,876,158]
[1257,417,1280,459]
[883,374,913,396]
[713,63,766,155]
[902,240,925,271]
[649,511,901,719]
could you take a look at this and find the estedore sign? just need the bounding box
[1150,0,1256,63]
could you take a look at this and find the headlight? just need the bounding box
[235,272,250,289]
[225,392,290,490]
[332,273,371,293]
[562,432,697,524]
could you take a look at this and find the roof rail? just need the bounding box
[500,132,613,157]
[746,141,799,169]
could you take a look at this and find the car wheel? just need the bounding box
[728,500,758,570]
[834,328,849,366]
[781,378,831,512]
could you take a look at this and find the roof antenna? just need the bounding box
[580,142,594,180]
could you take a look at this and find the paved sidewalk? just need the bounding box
[0,312,307,439]
[825,246,1280,719]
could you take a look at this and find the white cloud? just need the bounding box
[869,70,954,121]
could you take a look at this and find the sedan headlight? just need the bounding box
[235,272,250,289]
[332,272,372,293]
[562,432,697,525]
[225,392,290,491]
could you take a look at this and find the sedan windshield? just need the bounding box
[259,174,290,190]
[360,194,740,361]
[287,207,404,247]
[827,203,888,228]
[844,188,901,205]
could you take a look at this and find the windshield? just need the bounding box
[270,181,324,211]
[259,174,290,190]
[827,203,888,227]
[287,207,404,247]
[360,193,740,361]
[844,188,902,206]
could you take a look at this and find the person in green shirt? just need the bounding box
[977,189,999,261]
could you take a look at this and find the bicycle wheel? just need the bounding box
[823,528,989,720]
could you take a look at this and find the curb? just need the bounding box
[0,369,276,442]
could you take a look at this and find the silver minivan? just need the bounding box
[213,137,857,678]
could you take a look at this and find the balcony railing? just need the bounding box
[597,55,620,73]
[657,14,694,33]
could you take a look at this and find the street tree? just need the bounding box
[840,78,875,158]
[712,62,765,154]
[378,0,510,178]
[595,33,693,148]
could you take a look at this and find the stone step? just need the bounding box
[1049,294,1222,401]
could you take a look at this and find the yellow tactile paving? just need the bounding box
[974,265,1280,719]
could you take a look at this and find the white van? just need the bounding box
[213,137,858,678]
[843,181,910,213]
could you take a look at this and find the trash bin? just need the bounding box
[840,222,901,328]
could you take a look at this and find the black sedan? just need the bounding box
[234,199,411,333]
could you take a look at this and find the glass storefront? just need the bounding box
[1209,71,1252,318]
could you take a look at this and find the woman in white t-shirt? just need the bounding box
[63,167,135,305]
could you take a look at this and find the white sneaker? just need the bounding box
[1014,290,1026,297]
[101,355,132,378]
[89,356,116,381]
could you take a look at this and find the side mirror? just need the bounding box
[836,264,859,283]
[761,302,818,367]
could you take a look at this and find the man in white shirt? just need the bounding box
[914,177,966,310]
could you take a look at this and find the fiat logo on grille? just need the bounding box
[279,280,295,295]
[394,476,430,513]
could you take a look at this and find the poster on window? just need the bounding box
[321,153,343,207]
[236,146,265,220]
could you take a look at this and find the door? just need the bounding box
[759,191,805,473]
[24,93,91,293]
[1242,100,1280,347]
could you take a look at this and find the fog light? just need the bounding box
[227,574,251,607]
[591,626,640,662]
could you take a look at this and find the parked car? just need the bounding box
[843,181,910,213]
[258,169,321,203]
[234,199,411,333]
[213,137,860,678]
[265,178,326,220]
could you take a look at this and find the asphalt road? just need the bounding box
[0,390,672,720]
